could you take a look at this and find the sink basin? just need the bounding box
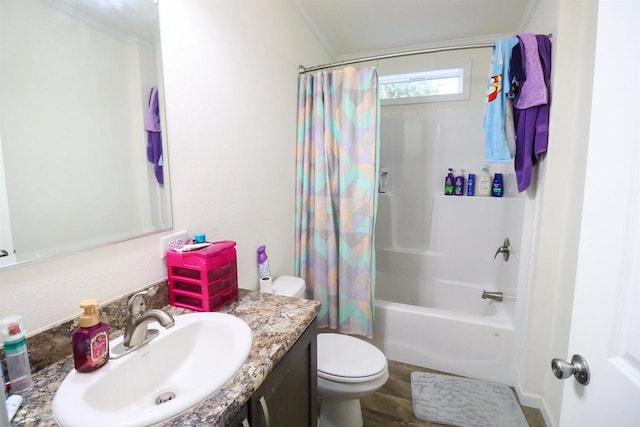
[52,312,252,427]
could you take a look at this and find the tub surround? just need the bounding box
[9,286,320,426]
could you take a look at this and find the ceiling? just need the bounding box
[48,0,158,43]
[292,0,536,60]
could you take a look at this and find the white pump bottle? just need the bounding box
[476,166,492,196]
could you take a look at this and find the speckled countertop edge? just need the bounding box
[11,289,320,427]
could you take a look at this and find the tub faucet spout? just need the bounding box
[482,291,504,302]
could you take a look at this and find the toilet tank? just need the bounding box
[272,276,306,298]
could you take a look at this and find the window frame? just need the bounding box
[379,60,472,106]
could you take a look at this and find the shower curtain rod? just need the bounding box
[298,34,553,74]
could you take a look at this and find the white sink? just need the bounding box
[52,312,252,427]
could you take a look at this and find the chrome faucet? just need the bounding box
[481,290,504,302]
[111,287,175,359]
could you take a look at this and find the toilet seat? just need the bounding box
[317,333,388,384]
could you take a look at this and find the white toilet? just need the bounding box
[272,276,389,427]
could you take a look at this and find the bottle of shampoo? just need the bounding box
[444,168,454,195]
[72,299,109,373]
[0,316,33,393]
[467,174,476,196]
[476,167,492,196]
[257,245,271,278]
[492,173,504,197]
[454,173,465,196]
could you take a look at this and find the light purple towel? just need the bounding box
[514,34,547,109]
[145,86,163,185]
[145,86,161,132]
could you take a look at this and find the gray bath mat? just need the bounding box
[410,372,528,427]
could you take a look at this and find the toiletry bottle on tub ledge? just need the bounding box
[444,168,454,195]
[492,173,504,197]
[454,172,465,196]
[476,166,492,196]
[467,173,476,196]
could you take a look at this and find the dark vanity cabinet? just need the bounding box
[228,405,250,427]
[228,319,317,427]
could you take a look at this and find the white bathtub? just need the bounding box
[371,250,518,386]
[375,99,526,387]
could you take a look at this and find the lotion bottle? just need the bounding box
[476,166,492,196]
[72,299,109,373]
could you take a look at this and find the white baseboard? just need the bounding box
[516,388,556,427]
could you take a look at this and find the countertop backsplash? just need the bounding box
[1,281,170,384]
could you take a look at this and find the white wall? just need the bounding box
[518,0,598,425]
[0,0,331,334]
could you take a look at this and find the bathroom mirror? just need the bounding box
[0,0,172,269]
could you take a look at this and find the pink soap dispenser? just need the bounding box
[72,299,109,373]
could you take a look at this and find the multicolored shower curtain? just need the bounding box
[294,66,379,337]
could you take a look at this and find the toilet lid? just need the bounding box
[317,333,387,382]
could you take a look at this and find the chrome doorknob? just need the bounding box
[551,354,590,385]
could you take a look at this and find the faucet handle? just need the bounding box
[127,287,158,315]
[493,238,511,261]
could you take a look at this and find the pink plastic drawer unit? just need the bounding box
[166,240,238,312]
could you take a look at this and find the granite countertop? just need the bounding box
[11,290,320,427]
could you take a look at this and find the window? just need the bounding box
[379,65,470,105]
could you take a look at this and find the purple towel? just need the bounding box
[508,42,524,99]
[514,33,547,109]
[145,86,163,185]
[514,35,551,192]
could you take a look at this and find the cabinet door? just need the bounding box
[227,404,250,427]
[250,319,317,427]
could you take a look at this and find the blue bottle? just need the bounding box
[444,168,454,195]
[492,173,504,197]
[467,174,475,196]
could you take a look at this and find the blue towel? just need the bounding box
[484,37,519,163]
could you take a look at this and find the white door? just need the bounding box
[0,133,16,266]
[557,0,640,425]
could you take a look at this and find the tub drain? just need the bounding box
[155,392,176,405]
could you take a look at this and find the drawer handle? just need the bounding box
[242,418,250,427]
[259,396,270,427]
